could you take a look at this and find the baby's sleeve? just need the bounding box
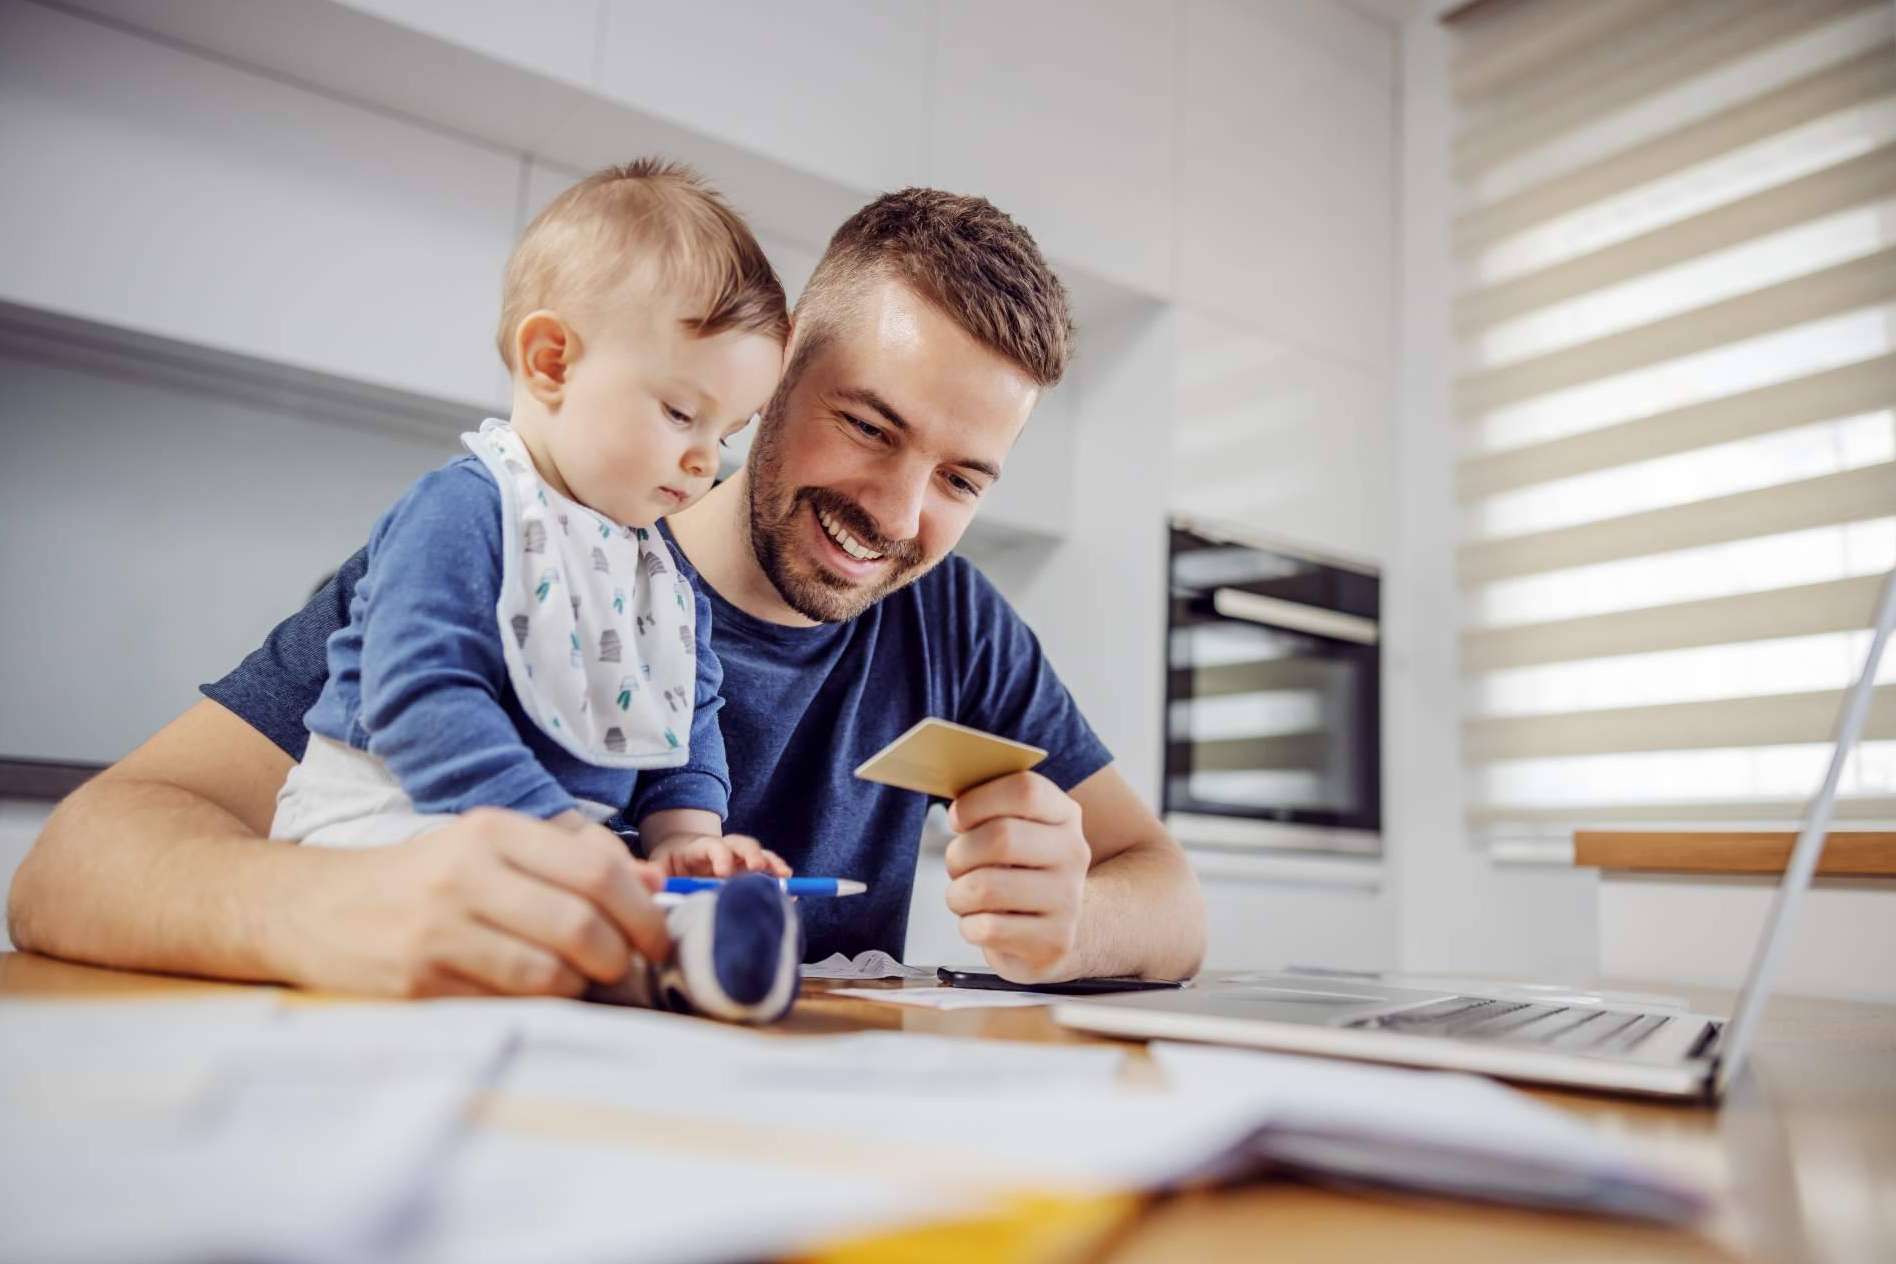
[356,464,578,819]
[628,582,731,825]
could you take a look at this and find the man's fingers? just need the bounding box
[434,919,587,997]
[943,818,1078,878]
[412,969,495,999]
[463,861,632,984]
[484,814,671,960]
[947,771,1073,834]
[626,859,667,892]
[945,865,1068,917]
[955,911,1057,953]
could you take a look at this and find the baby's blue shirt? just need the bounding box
[302,456,728,823]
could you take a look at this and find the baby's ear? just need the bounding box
[514,311,574,403]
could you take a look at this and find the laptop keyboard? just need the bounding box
[1348,997,1673,1055]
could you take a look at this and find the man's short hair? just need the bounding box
[796,188,1073,388]
[496,159,790,369]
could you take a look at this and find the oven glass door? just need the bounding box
[1165,607,1380,833]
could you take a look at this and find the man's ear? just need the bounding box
[514,311,577,406]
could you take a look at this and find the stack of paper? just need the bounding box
[829,984,1065,1009]
[800,950,935,980]
[1153,1043,1707,1221]
[0,990,1708,1263]
[0,998,510,1263]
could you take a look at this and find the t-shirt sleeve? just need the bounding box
[951,561,1114,793]
[201,550,366,761]
[628,582,731,824]
[354,465,577,820]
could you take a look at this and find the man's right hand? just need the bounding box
[7,700,677,997]
[277,808,672,998]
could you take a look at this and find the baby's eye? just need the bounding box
[664,404,693,425]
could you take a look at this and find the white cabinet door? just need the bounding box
[0,2,519,407]
[594,1,931,194]
[1197,869,1394,971]
[931,0,1177,299]
[1178,0,1397,373]
[1172,310,1392,565]
[335,0,604,87]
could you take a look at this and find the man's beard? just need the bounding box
[745,408,932,624]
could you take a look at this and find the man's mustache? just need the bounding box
[795,487,923,567]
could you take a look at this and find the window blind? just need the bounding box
[1446,0,1896,843]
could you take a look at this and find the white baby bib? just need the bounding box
[463,419,697,769]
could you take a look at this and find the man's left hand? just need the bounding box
[944,771,1089,984]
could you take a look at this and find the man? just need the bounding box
[9,188,1205,997]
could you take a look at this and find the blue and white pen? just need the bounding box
[663,876,867,897]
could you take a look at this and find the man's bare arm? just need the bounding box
[1064,765,1206,980]
[8,699,671,994]
[8,699,300,980]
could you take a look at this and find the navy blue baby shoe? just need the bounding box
[592,872,803,1024]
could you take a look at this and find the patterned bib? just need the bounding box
[463,419,697,769]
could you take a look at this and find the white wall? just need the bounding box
[1383,4,1602,985]
[0,350,462,765]
[1601,876,1896,1003]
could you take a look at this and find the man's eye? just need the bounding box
[845,414,882,441]
[946,473,980,498]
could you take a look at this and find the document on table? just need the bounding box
[801,950,935,980]
[829,984,1066,1009]
[1151,1043,1708,1222]
[3,984,1707,1264]
[0,998,510,1264]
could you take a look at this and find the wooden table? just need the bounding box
[5,951,1893,1263]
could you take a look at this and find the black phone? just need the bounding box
[936,967,1190,995]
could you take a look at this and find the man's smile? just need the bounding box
[809,502,891,581]
[816,506,885,561]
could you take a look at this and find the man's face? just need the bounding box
[746,279,1041,623]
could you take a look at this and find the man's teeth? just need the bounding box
[817,508,884,562]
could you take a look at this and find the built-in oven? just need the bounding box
[1163,518,1381,856]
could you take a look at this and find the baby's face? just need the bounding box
[549,298,782,528]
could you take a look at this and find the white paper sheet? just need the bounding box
[1152,1043,1708,1221]
[828,985,1065,1010]
[4,987,1708,1264]
[405,1033,1257,1263]
[0,998,511,1263]
[801,950,936,980]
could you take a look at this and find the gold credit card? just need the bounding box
[853,717,1047,800]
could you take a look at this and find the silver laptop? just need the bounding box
[1057,567,1896,1101]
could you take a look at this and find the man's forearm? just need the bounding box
[1072,837,1206,980]
[8,776,306,983]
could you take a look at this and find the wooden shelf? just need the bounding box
[1574,831,1896,877]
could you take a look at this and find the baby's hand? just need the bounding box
[648,833,792,879]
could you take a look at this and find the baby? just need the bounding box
[270,160,800,1021]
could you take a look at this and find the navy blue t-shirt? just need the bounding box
[203,522,1112,961]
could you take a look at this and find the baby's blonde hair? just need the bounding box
[496,159,789,370]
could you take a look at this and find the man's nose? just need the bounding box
[855,464,927,544]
